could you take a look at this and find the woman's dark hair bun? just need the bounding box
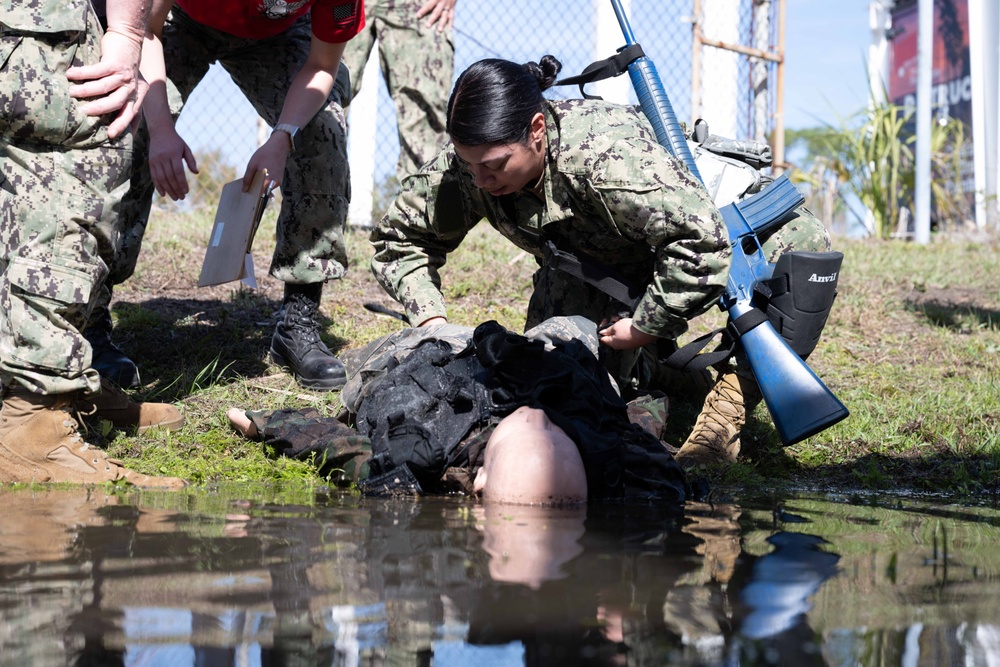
[523,55,562,92]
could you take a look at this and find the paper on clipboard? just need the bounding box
[197,170,273,288]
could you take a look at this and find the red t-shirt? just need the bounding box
[176,0,365,43]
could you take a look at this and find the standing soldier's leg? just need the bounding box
[676,206,833,467]
[341,0,380,104]
[227,19,351,389]
[377,0,454,180]
[0,8,184,488]
[83,6,213,387]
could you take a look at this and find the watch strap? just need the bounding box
[272,123,299,151]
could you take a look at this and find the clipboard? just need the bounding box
[197,170,273,288]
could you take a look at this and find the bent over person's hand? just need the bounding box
[598,317,657,351]
[66,27,146,138]
[148,126,199,200]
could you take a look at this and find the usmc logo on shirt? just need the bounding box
[259,0,309,19]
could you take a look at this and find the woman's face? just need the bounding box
[452,112,547,197]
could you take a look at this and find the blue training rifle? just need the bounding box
[607,0,848,445]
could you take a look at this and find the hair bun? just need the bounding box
[523,55,563,92]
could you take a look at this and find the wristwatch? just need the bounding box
[272,123,301,152]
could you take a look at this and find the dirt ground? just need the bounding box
[108,221,535,399]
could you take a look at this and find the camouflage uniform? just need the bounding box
[370,99,830,392]
[109,6,353,292]
[341,0,453,180]
[371,98,732,342]
[247,316,678,496]
[0,0,129,395]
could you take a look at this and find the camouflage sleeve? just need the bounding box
[247,407,373,486]
[369,152,483,325]
[590,138,731,339]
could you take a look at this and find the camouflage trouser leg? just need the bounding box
[758,205,831,261]
[0,10,129,395]
[342,0,453,180]
[91,118,158,317]
[247,407,372,485]
[341,5,378,100]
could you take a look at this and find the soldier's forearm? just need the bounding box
[105,0,151,47]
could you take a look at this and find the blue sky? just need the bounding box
[783,0,874,129]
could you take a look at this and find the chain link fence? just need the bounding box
[168,0,782,218]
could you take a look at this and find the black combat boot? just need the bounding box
[83,306,140,388]
[269,283,347,390]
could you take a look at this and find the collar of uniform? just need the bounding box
[538,104,574,229]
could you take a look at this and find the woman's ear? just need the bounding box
[530,111,546,145]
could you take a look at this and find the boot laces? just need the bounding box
[284,299,328,350]
[58,399,102,456]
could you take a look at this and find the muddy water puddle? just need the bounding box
[1,486,999,665]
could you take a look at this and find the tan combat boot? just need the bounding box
[0,383,187,489]
[77,377,184,433]
[674,372,756,468]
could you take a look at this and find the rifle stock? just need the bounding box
[728,302,848,445]
[609,0,848,444]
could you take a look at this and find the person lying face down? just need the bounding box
[227,317,688,504]
[229,404,590,505]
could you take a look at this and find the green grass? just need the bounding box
[97,206,1000,499]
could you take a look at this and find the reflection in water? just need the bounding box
[476,504,587,590]
[731,531,840,666]
[739,532,840,639]
[1,488,1000,665]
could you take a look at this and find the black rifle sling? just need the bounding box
[555,44,645,99]
[663,307,770,372]
[542,240,643,307]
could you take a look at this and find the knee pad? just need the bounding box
[754,251,843,360]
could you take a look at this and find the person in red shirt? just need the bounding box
[87,0,366,390]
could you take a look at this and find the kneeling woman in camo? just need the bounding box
[367,55,831,467]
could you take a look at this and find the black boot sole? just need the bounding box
[269,348,347,390]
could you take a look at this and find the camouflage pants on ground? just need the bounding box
[108,7,353,299]
[0,7,129,395]
[341,0,453,181]
[526,206,832,395]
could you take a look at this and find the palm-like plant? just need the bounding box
[787,93,970,239]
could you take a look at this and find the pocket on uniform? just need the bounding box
[1,28,107,147]
[7,255,98,308]
[1,0,88,33]
[2,37,77,143]
[5,255,100,373]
